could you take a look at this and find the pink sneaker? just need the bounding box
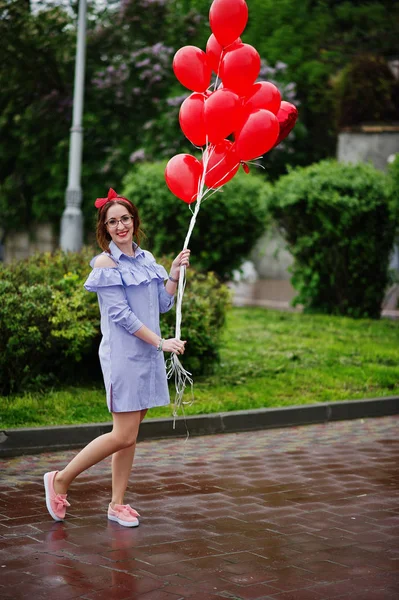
[108,503,140,527]
[44,471,70,522]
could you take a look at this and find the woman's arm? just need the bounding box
[134,323,164,347]
[93,255,143,334]
[93,256,185,353]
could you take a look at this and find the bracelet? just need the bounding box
[156,338,165,352]
[168,274,179,283]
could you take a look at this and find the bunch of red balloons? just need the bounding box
[165,0,298,204]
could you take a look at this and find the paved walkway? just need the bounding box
[0,416,398,600]
[229,280,399,319]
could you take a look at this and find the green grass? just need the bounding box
[1,307,399,428]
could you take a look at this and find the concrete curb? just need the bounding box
[1,396,398,458]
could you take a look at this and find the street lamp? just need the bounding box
[60,0,87,251]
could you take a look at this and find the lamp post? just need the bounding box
[60,0,87,251]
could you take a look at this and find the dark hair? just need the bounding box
[96,197,144,252]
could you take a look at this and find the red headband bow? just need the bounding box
[94,188,119,209]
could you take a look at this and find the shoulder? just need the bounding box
[142,249,155,262]
[93,253,117,268]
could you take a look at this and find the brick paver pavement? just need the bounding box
[0,416,398,600]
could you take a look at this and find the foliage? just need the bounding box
[136,58,300,181]
[0,0,204,236]
[178,0,399,166]
[334,55,399,127]
[80,0,204,222]
[158,264,232,376]
[1,0,398,244]
[242,0,399,160]
[388,154,399,232]
[0,248,99,395]
[2,306,399,428]
[268,160,396,318]
[0,0,75,230]
[0,246,230,395]
[0,280,53,395]
[122,162,272,280]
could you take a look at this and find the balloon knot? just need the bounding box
[242,162,250,174]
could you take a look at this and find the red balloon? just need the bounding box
[244,82,281,116]
[165,154,203,204]
[205,33,242,74]
[235,109,280,161]
[179,93,207,147]
[274,101,298,147]
[204,140,240,189]
[220,44,261,96]
[209,0,248,47]
[173,46,212,92]
[204,88,242,144]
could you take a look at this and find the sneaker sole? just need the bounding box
[44,473,63,522]
[108,514,139,527]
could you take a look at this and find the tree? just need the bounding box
[0,0,75,231]
[1,0,397,242]
[172,0,399,166]
[0,0,206,236]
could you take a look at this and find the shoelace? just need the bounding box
[55,494,71,511]
[120,504,140,518]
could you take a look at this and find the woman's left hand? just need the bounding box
[170,249,191,280]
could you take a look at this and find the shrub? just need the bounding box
[158,260,231,375]
[268,160,396,318]
[387,154,399,299]
[388,154,399,232]
[0,248,230,395]
[0,280,54,394]
[0,248,100,395]
[334,54,399,128]
[122,162,272,281]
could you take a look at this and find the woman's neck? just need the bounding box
[115,241,135,256]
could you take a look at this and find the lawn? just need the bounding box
[1,307,399,428]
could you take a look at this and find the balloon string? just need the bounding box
[200,161,240,200]
[247,158,265,169]
[214,39,237,90]
[168,138,211,428]
[205,145,234,176]
[168,141,262,427]
[214,51,223,90]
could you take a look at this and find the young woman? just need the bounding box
[44,188,190,527]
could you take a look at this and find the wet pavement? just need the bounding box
[0,416,398,600]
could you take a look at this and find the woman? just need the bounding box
[44,188,190,527]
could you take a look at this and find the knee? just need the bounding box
[113,432,137,450]
[120,436,137,450]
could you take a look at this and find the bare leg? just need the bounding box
[54,411,144,495]
[111,409,147,506]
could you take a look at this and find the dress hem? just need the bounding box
[108,400,171,414]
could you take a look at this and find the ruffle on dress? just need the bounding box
[119,252,169,287]
[84,267,122,292]
[84,252,168,292]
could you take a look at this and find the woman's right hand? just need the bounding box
[162,338,186,354]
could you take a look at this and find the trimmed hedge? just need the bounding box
[0,248,231,395]
[335,54,399,128]
[388,154,399,233]
[268,160,396,318]
[122,163,272,281]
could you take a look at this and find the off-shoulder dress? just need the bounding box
[84,241,174,412]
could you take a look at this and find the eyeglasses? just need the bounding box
[105,215,134,229]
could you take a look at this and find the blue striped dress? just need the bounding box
[84,241,174,412]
